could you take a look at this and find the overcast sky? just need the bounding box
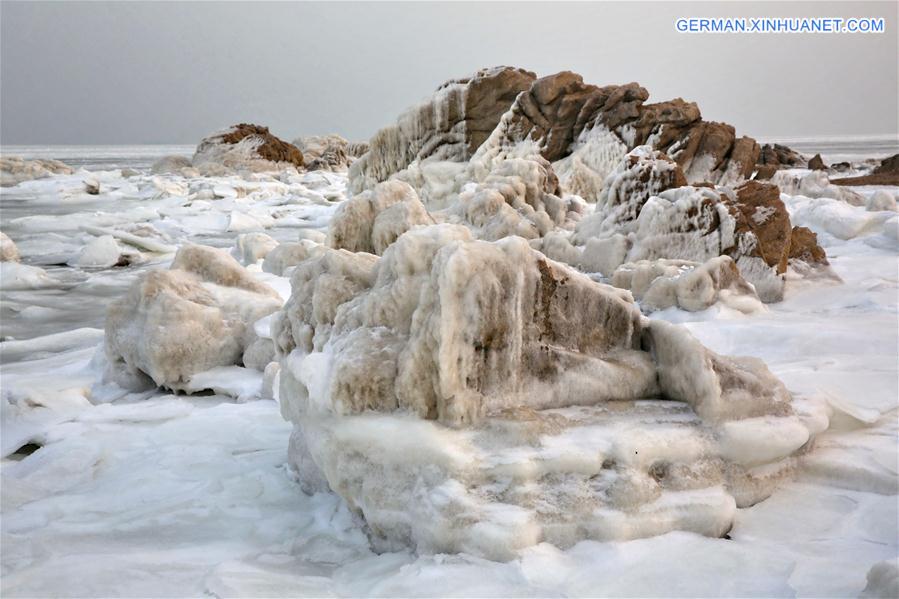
[1,1,896,145]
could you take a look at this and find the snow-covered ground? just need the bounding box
[1,146,896,597]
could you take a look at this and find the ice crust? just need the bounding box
[1,140,896,593]
[271,223,827,557]
[104,244,283,391]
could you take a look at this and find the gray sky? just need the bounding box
[1,1,896,145]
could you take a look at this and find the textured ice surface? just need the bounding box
[1,147,896,596]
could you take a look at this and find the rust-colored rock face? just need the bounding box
[728,180,793,274]
[214,123,305,168]
[788,226,829,265]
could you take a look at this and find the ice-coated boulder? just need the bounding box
[0,156,74,187]
[328,180,432,254]
[104,244,282,391]
[1,232,20,262]
[568,150,828,301]
[611,256,763,314]
[292,134,352,171]
[273,224,828,559]
[192,123,305,173]
[770,170,864,206]
[150,154,193,175]
[573,146,687,239]
[230,232,279,265]
[261,240,320,276]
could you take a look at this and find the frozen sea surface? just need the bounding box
[1,144,897,597]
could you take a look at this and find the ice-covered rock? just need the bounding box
[573,146,687,239]
[261,241,320,276]
[328,180,432,254]
[348,66,537,193]
[1,231,20,262]
[866,190,897,212]
[0,156,74,187]
[770,170,864,206]
[230,232,279,265]
[193,123,305,173]
[273,224,827,559]
[104,244,282,391]
[569,150,827,301]
[611,256,763,314]
[70,234,130,268]
[293,134,352,171]
[150,154,193,175]
[350,68,772,200]
[832,153,899,186]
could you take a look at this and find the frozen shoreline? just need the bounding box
[1,145,897,596]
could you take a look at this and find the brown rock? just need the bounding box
[754,165,778,180]
[788,226,828,265]
[200,123,305,168]
[808,154,827,170]
[502,73,648,161]
[727,181,792,273]
[462,67,539,154]
[353,67,779,192]
[874,153,899,174]
[831,154,899,186]
[758,143,805,168]
[727,136,762,181]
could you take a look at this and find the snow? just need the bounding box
[1,144,896,596]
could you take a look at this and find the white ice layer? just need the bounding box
[1,146,895,596]
[273,223,829,558]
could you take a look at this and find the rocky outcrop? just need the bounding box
[349,66,536,192]
[565,149,824,301]
[0,157,74,187]
[104,244,282,391]
[832,153,899,186]
[193,124,305,172]
[757,143,806,169]
[272,224,828,559]
[350,67,775,198]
